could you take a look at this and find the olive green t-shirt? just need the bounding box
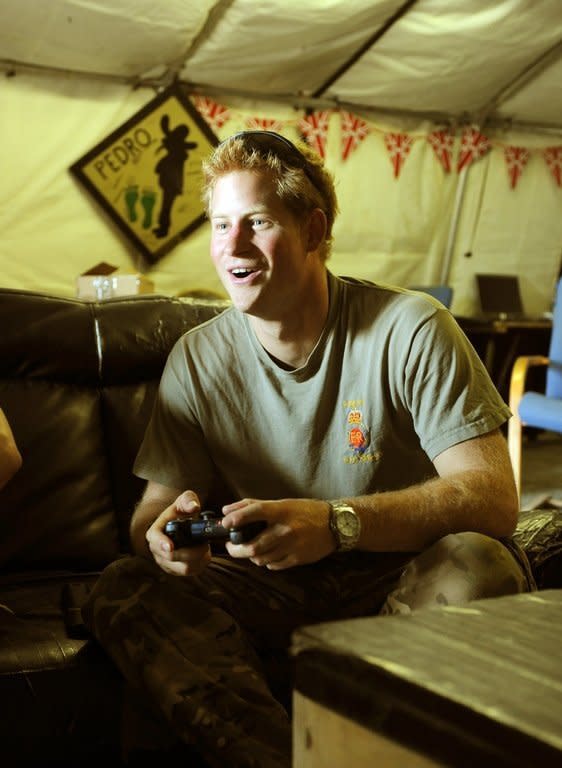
[134,273,511,504]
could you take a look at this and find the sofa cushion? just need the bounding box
[0,289,227,572]
[0,573,122,764]
[0,377,120,570]
[514,507,562,589]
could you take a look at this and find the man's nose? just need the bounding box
[226,221,250,253]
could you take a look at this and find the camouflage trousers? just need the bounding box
[82,532,534,768]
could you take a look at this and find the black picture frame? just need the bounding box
[70,83,219,264]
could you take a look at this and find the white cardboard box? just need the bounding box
[76,263,154,300]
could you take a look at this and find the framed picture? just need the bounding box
[70,83,219,264]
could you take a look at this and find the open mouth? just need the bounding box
[229,267,259,280]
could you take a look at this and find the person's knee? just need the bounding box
[382,531,529,614]
[422,531,528,599]
[95,554,158,595]
[82,555,158,636]
[438,530,524,575]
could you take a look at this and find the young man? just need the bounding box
[84,132,532,768]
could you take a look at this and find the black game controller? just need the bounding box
[164,511,267,548]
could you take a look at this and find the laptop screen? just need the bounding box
[476,274,524,315]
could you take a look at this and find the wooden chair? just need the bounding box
[508,278,562,497]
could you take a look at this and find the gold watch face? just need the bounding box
[330,502,360,550]
[339,509,358,536]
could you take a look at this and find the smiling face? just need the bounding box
[210,169,322,320]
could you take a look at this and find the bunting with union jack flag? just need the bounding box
[192,96,231,132]
[298,111,331,158]
[427,130,455,173]
[504,146,530,189]
[544,147,562,187]
[384,132,413,178]
[340,111,371,161]
[190,92,561,190]
[457,127,491,172]
[245,117,285,133]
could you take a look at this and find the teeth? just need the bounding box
[232,268,253,277]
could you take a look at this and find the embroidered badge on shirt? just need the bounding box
[342,400,379,465]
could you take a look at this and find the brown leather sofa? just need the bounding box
[0,288,226,766]
[0,287,560,767]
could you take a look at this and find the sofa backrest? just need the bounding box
[0,289,227,572]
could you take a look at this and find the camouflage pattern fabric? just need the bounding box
[82,532,534,767]
[380,532,535,615]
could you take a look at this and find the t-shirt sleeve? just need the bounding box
[133,338,215,496]
[401,310,512,461]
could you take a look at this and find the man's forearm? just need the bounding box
[130,499,168,557]
[129,482,183,557]
[351,469,518,553]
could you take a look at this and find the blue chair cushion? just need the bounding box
[408,285,453,308]
[518,391,562,433]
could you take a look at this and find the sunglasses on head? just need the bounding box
[218,130,311,173]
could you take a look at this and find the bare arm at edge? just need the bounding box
[0,408,22,490]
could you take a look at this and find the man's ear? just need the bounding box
[306,208,328,253]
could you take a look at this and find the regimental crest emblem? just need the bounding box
[346,408,371,456]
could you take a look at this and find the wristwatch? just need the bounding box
[328,500,360,551]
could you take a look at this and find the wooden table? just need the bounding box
[455,315,552,400]
[292,590,562,767]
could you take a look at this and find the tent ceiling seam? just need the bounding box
[476,37,562,127]
[312,0,420,98]
[156,0,237,88]
[172,0,236,68]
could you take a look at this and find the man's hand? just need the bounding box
[145,490,212,577]
[222,498,336,570]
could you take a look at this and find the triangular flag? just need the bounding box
[245,117,285,133]
[383,133,413,178]
[192,96,231,131]
[298,111,331,158]
[340,111,370,161]
[427,130,455,173]
[504,146,530,189]
[457,127,490,172]
[543,147,562,187]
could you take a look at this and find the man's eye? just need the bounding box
[214,221,228,231]
[252,218,267,227]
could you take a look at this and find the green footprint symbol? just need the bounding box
[140,189,157,229]
[124,185,139,222]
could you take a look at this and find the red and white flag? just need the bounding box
[427,130,455,173]
[543,146,562,187]
[192,96,231,131]
[340,111,370,161]
[383,132,413,178]
[457,127,490,172]
[245,117,285,133]
[298,111,331,158]
[504,146,530,189]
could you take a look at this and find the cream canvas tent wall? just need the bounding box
[1,0,561,315]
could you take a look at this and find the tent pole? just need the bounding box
[440,166,469,285]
